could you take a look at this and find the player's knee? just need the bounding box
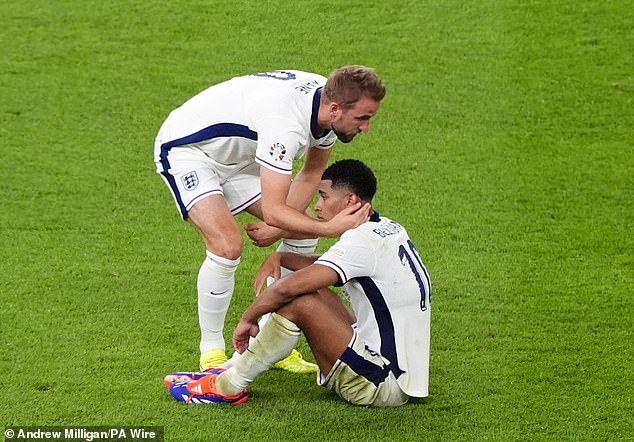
[205,233,243,260]
[218,238,243,260]
[276,293,318,326]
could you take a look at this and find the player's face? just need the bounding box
[314,180,356,221]
[330,96,380,143]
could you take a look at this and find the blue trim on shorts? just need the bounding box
[230,192,261,214]
[158,123,258,218]
[356,277,405,379]
[339,347,391,387]
[159,151,188,217]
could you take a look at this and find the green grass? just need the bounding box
[1,0,633,440]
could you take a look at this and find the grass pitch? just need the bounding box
[1,1,632,440]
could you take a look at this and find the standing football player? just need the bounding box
[154,67,385,371]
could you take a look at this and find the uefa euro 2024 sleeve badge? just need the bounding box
[181,171,199,191]
[269,142,286,162]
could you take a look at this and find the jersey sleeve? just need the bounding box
[254,117,305,175]
[315,230,377,285]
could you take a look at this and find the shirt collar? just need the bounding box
[310,87,329,139]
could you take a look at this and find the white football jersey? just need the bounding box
[315,213,432,397]
[156,70,337,177]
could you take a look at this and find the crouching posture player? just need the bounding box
[164,159,431,406]
[155,66,384,372]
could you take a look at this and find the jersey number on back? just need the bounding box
[398,240,431,311]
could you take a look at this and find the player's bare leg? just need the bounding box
[188,195,244,370]
[276,288,354,374]
[214,288,354,396]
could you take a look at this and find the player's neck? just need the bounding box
[316,102,333,131]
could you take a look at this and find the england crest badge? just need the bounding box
[181,171,199,190]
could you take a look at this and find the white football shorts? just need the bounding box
[318,328,409,407]
[154,143,261,219]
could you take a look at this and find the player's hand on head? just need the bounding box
[245,222,283,247]
[324,202,372,237]
[253,252,283,296]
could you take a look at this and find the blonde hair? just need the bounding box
[322,65,386,108]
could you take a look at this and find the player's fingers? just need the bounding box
[339,202,362,215]
[360,203,371,218]
[252,269,260,290]
[232,332,246,353]
[233,337,247,354]
[348,203,371,228]
[254,273,267,296]
[350,203,369,218]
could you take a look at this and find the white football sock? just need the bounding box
[197,250,240,353]
[258,238,318,329]
[275,238,319,256]
[220,350,242,370]
[216,313,300,396]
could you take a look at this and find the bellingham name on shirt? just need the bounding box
[372,221,403,238]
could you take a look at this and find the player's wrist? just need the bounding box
[239,314,258,326]
[314,220,333,238]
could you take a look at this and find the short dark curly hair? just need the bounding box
[321,159,377,202]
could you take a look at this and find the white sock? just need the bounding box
[197,250,240,353]
[258,238,318,329]
[274,238,319,256]
[220,351,242,370]
[217,313,300,396]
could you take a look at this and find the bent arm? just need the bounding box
[259,146,370,238]
[259,146,331,236]
[259,166,333,237]
[241,264,340,324]
[252,252,320,296]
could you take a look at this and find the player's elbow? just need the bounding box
[261,208,282,228]
[261,212,276,227]
[270,279,299,303]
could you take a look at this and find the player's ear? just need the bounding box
[330,102,341,118]
[346,193,359,206]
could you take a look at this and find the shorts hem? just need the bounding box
[229,192,262,215]
[182,189,223,217]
